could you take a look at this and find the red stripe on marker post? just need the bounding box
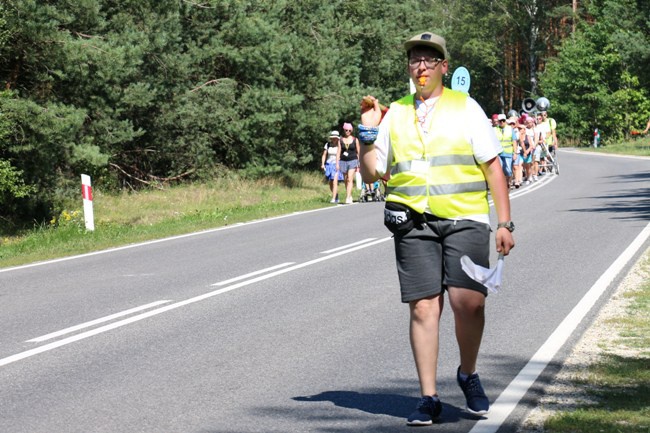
[81,174,95,231]
[82,184,93,201]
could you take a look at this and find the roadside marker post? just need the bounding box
[81,174,95,231]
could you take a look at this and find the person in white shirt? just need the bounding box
[357,31,514,425]
[320,131,342,203]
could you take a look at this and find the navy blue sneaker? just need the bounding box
[456,367,490,415]
[407,395,442,426]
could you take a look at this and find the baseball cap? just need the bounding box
[329,130,340,138]
[404,32,449,60]
[491,114,499,121]
[497,114,507,121]
[507,117,517,124]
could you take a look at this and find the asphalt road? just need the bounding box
[1,149,649,433]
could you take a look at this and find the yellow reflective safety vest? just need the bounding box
[542,118,557,145]
[494,125,514,154]
[386,88,489,218]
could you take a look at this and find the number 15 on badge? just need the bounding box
[451,67,471,94]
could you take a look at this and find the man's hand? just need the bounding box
[495,229,515,256]
[360,96,383,127]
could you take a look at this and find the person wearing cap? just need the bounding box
[321,130,343,203]
[490,114,499,127]
[358,31,514,425]
[494,114,515,188]
[339,122,361,204]
[510,119,525,188]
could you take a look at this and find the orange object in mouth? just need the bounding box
[418,76,426,86]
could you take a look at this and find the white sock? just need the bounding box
[459,371,476,381]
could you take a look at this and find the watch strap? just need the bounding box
[497,221,514,232]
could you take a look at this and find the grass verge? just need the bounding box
[0,171,332,268]
[577,134,650,157]
[521,249,650,433]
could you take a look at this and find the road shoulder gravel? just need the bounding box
[517,246,649,432]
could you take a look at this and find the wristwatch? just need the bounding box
[497,221,515,232]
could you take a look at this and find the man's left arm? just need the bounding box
[480,157,515,255]
[464,97,514,254]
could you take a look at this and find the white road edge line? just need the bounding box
[0,206,341,274]
[26,300,172,343]
[320,238,377,254]
[469,221,650,433]
[0,237,392,368]
[212,262,295,286]
[500,172,558,202]
[563,149,650,160]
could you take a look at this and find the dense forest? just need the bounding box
[0,0,648,230]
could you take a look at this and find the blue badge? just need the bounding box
[451,67,471,94]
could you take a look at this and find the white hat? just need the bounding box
[329,130,340,138]
[497,114,507,121]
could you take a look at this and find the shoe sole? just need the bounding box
[465,405,489,416]
[407,420,433,426]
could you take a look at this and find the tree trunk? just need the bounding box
[524,0,540,96]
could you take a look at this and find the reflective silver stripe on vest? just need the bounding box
[386,181,486,197]
[390,155,477,176]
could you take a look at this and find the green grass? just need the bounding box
[542,252,650,433]
[0,171,332,268]
[576,134,650,157]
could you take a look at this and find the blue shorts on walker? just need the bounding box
[324,162,343,181]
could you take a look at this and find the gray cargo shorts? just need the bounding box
[393,215,491,302]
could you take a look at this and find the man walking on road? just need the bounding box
[358,31,515,426]
[494,113,515,188]
[540,111,558,154]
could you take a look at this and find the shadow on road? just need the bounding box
[293,389,481,423]
[570,170,650,221]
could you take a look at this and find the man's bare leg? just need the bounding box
[448,287,485,375]
[409,294,444,396]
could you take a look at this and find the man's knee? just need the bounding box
[409,296,443,321]
[448,287,485,316]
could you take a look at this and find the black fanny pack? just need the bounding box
[384,201,416,234]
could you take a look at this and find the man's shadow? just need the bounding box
[293,390,481,423]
